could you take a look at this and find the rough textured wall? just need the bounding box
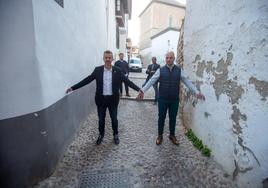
[183,0,268,187]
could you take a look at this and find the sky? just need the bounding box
[128,0,186,46]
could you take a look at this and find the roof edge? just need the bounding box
[139,0,186,17]
[150,27,180,39]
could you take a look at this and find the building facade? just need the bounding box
[115,0,132,60]
[139,0,185,65]
[182,0,268,187]
[0,0,130,187]
[151,27,180,66]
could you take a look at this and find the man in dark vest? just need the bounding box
[143,57,160,104]
[114,53,130,97]
[137,51,205,145]
[66,50,140,145]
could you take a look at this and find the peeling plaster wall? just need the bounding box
[183,0,268,187]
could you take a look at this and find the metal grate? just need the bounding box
[79,169,134,188]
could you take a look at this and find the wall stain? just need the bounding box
[190,53,263,180]
[204,112,211,118]
[231,106,247,134]
[195,52,244,104]
[249,76,268,101]
[196,60,206,78]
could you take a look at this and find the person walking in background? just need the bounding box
[143,57,160,104]
[137,51,205,146]
[66,50,141,145]
[114,53,130,97]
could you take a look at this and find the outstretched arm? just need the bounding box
[66,68,96,93]
[142,69,160,93]
[136,69,160,100]
[181,70,205,100]
[119,70,140,92]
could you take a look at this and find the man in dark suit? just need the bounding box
[66,50,140,145]
[114,53,130,97]
[144,57,160,104]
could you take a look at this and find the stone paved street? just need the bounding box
[34,72,236,188]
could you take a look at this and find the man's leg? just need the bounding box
[96,105,107,145]
[124,77,130,96]
[119,81,123,95]
[153,83,158,103]
[168,100,179,145]
[157,98,168,145]
[108,104,119,144]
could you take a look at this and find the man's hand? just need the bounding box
[66,88,73,94]
[195,92,205,100]
[136,90,144,100]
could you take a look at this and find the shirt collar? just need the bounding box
[166,64,175,70]
[104,66,112,71]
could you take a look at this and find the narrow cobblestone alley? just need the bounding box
[34,72,236,188]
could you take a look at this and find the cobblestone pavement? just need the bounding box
[34,72,236,188]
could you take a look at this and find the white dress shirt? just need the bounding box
[103,67,113,95]
[142,66,199,94]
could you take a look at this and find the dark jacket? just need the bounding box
[114,60,129,75]
[158,65,181,100]
[71,65,140,105]
[145,63,160,82]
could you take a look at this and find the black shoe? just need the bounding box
[126,94,131,97]
[114,134,120,145]
[96,135,104,145]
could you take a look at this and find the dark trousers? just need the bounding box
[119,77,129,94]
[152,82,158,102]
[158,98,179,136]
[97,96,118,136]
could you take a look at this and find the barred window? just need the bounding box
[55,0,64,8]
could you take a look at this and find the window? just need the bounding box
[169,15,173,27]
[117,0,120,11]
[55,0,64,8]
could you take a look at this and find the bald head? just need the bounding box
[165,51,175,66]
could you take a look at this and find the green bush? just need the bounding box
[185,129,211,157]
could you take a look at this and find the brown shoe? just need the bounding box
[169,135,179,145]
[156,135,163,145]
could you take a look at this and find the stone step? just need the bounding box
[120,96,154,101]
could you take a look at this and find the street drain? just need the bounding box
[79,168,134,188]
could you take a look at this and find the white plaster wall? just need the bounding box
[183,0,268,187]
[0,0,116,120]
[32,0,116,114]
[151,30,179,66]
[0,0,43,120]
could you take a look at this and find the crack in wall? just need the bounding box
[233,159,253,180]
[238,137,261,166]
